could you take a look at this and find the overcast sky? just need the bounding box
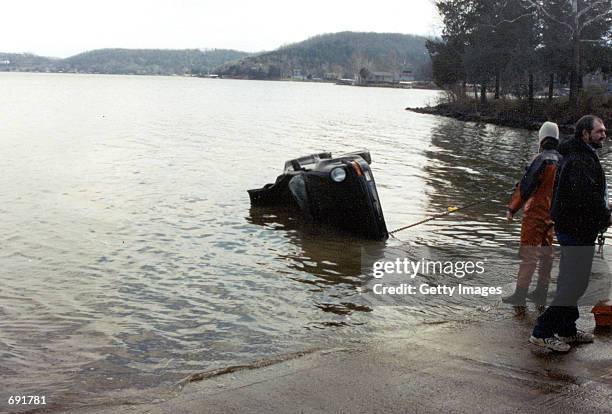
[3,0,441,58]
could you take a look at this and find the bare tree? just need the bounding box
[523,0,612,108]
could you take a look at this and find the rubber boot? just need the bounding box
[527,285,548,313]
[502,287,528,306]
[530,249,552,313]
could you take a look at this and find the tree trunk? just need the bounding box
[494,71,500,99]
[528,73,534,114]
[569,25,580,108]
[548,73,554,102]
[480,83,487,105]
[474,83,478,100]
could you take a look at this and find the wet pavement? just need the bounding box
[59,306,611,414]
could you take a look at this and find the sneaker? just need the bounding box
[557,331,594,344]
[529,335,571,352]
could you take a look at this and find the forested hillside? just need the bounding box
[216,32,432,80]
[1,32,434,80]
[0,49,250,75]
[0,53,58,70]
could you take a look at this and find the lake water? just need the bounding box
[1,73,604,411]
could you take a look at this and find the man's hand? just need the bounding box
[506,210,514,221]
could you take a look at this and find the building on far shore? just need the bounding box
[370,71,394,83]
[398,69,415,82]
[292,69,305,81]
[324,72,341,81]
[356,67,415,86]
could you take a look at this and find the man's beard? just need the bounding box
[590,140,604,149]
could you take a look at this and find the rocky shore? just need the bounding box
[408,103,575,134]
[408,98,611,135]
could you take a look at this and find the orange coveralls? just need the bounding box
[508,149,561,289]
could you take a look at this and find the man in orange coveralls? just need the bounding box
[503,121,562,310]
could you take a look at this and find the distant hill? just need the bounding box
[0,49,251,75]
[0,33,433,80]
[215,32,432,80]
[0,53,58,71]
[58,49,251,75]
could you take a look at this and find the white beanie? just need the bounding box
[539,121,559,144]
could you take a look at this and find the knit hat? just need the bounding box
[538,121,559,144]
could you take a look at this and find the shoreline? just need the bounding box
[52,305,612,414]
[0,70,440,90]
[407,104,576,134]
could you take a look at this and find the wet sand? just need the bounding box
[58,306,611,414]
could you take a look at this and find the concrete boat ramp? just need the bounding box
[60,307,611,414]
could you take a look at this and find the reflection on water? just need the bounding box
[420,119,532,249]
[1,73,610,411]
[247,206,370,279]
[246,206,387,321]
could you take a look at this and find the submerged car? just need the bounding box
[247,150,388,240]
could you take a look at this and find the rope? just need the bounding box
[388,190,510,236]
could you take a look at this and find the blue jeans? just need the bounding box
[532,243,595,338]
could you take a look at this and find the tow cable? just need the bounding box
[389,196,610,259]
[388,190,510,238]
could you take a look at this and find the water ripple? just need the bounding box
[0,73,578,409]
